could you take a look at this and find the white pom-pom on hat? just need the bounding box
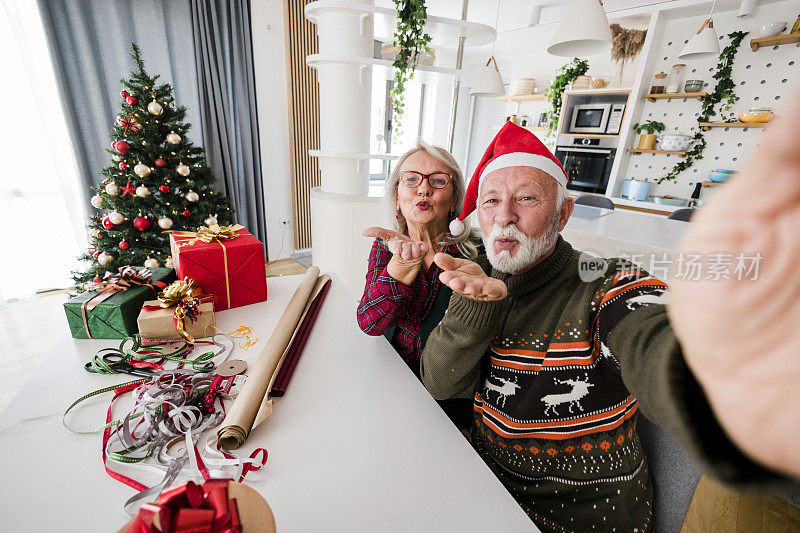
[449,218,466,237]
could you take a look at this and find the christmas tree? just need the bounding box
[74,43,233,285]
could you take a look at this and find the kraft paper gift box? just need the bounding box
[137,298,215,342]
[168,225,268,310]
[64,266,176,339]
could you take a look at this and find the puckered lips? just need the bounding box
[493,237,518,251]
[415,200,431,211]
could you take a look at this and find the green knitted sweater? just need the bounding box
[420,236,792,532]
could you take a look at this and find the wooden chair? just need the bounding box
[667,208,695,222]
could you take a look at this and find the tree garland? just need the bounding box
[545,58,589,135]
[656,31,748,184]
[390,0,432,134]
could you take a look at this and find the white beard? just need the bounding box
[484,217,560,274]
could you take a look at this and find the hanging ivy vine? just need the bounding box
[545,58,589,135]
[390,0,432,134]
[656,30,748,184]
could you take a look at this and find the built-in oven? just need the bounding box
[554,137,617,194]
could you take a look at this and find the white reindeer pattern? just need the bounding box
[483,375,520,408]
[625,288,668,310]
[541,373,594,416]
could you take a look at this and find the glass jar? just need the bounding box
[650,71,667,94]
[665,64,686,93]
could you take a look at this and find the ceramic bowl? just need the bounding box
[714,168,737,174]
[683,80,704,92]
[708,171,730,183]
[658,134,692,151]
[652,195,686,206]
[759,21,787,38]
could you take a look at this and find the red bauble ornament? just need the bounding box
[154,158,166,167]
[93,275,103,283]
[182,209,191,217]
[126,96,138,106]
[158,185,170,193]
[133,216,152,231]
[101,215,115,230]
[96,231,105,239]
[113,140,131,155]
[119,162,128,171]
[92,249,101,258]
[119,240,130,250]
[120,90,128,99]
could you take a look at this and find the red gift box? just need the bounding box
[169,225,267,310]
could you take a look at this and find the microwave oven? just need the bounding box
[568,103,626,134]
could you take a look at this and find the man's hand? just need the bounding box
[363,227,428,286]
[668,94,800,478]
[435,253,507,301]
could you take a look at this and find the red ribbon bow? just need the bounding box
[117,115,142,134]
[125,479,242,533]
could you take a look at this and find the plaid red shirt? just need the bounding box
[357,238,460,369]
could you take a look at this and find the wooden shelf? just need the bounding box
[750,33,800,51]
[525,126,546,131]
[644,92,707,102]
[628,148,687,156]
[701,181,725,187]
[497,94,547,102]
[699,121,771,130]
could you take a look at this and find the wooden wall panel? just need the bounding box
[284,0,319,250]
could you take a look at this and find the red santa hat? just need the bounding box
[449,121,568,236]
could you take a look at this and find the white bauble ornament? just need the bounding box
[158,216,174,229]
[166,132,181,145]
[89,228,101,238]
[108,211,125,225]
[204,216,218,226]
[105,183,120,196]
[147,100,163,116]
[112,155,121,162]
[176,164,190,177]
[90,195,103,209]
[135,186,151,198]
[134,164,152,177]
[98,252,113,266]
[144,257,160,268]
[185,191,199,202]
[165,256,174,268]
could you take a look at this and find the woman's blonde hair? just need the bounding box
[383,140,479,260]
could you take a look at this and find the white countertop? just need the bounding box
[563,205,689,258]
[0,274,535,532]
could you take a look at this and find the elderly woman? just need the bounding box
[356,141,477,425]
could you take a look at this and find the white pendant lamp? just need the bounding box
[547,0,612,57]
[471,1,504,96]
[471,57,505,95]
[679,1,720,60]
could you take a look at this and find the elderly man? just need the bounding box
[418,112,800,531]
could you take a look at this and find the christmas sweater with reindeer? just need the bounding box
[421,236,681,533]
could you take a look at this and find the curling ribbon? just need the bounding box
[81,266,167,339]
[143,279,215,343]
[167,225,244,308]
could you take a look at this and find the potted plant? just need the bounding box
[633,120,665,150]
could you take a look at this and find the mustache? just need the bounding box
[487,224,528,243]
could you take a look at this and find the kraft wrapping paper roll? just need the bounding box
[218,267,320,449]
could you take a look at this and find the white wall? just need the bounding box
[251,0,294,261]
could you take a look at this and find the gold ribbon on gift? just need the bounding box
[81,266,165,339]
[167,224,244,309]
[143,278,214,342]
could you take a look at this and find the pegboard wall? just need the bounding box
[615,0,799,203]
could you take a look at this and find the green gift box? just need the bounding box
[64,266,176,339]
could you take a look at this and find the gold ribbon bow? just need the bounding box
[144,278,213,342]
[168,224,245,246]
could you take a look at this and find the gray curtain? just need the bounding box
[189,0,266,245]
[37,0,267,247]
[36,0,201,199]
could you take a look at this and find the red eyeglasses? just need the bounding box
[400,171,452,189]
